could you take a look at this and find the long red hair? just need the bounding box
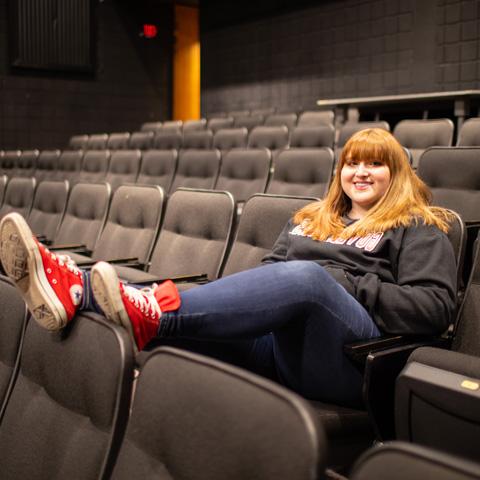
[294,128,452,240]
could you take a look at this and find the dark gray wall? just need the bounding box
[0,0,172,150]
[201,0,480,115]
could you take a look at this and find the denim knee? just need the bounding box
[276,261,331,295]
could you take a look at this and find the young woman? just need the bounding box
[0,128,457,407]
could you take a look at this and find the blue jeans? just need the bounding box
[154,261,380,406]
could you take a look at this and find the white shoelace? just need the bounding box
[124,285,161,319]
[49,252,81,276]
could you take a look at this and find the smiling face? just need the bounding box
[340,157,391,219]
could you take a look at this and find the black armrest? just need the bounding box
[363,337,449,441]
[107,257,140,265]
[110,259,149,270]
[344,335,411,364]
[133,273,209,287]
[49,244,91,256]
[75,259,96,268]
[76,258,147,270]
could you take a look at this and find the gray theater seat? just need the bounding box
[169,149,221,193]
[111,347,325,480]
[290,125,335,149]
[129,131,154,150]
[16,150,39,177]
[351,442,480,480]
[136,149,178,192]
[457,117,480,146]
[88,184,164,265]
[264,112,298,131]
[52,182,111,254]
[78,149,111,184]
[140,121,163,133]
[0,275,28,422]
[27,180,69,243]
[297,110,335,127]
[215,148,272,204]
[56,150,84,184]
[0,312,134,480]
[183,118,207,131]
[393,119,454,169]
[114,188,235,285]
[221,193,317,276]
[207,116,234,133]
[107,132,131,150]
[153,129,183,150]
[105,149,142,192]
[247,126,289,152]
[213,127,248,152]
[234,114,264,131]
[0,151,20,178]
[417,147,480,226]
[35,149,61,183]
[86,133,109,150]
[163,120,183,129]
[0,175,7,207]
[68,134,89,150]
[266,147,334,198]
[183,130,214,149]
[0,177,36,221]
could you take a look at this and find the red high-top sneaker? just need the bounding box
[0,213,83,330]
[91,262,180,351]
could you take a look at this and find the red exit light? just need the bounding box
[143,24,157,39]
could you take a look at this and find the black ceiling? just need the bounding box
[200,0,338,31]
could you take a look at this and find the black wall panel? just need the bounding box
[10,0,94,72]
[201,0,480,115]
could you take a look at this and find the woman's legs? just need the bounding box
[156,261,380,405]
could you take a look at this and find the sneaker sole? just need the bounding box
[91,262,136,345]
[0,214,68,330]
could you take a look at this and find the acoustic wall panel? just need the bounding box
[9,0,94,73]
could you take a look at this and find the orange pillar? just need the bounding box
[173,5,200,121]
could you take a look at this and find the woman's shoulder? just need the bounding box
[401,218,452,246]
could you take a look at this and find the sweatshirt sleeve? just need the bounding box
[261,220,292,264]
[349,225,457,335]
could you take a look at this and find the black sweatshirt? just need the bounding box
[262,218,457,335]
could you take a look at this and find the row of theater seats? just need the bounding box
[142,109,335,133]
[73,116,480,172]
[1,143,479,231]
[139,108,480,149]
[0,146,335,201]
[0,189,479,478]
[71,123,337,151]
[154,115,480,165]
[7,116,479,201]
[0,183,318,285]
